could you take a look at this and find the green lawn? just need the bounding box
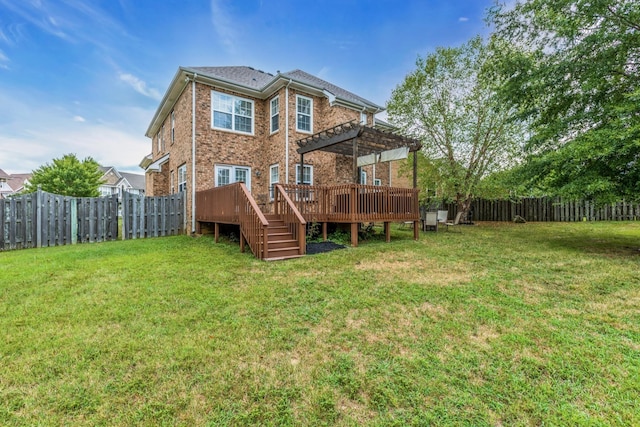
[1,222,639,426]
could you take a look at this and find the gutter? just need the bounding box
[285,78,292,184]
[191,73,197,234]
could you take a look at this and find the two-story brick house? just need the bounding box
[141,66,412,234]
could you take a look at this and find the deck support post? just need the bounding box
[413,221,419,241]
[350,222,358,247]
[214,222,219,243]
[352,138,359,183]
[196,220,201,234]
[384,222,391,242]
[322,222,327,241]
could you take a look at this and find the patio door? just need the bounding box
[215,165,251,191]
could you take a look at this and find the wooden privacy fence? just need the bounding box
[0,190,118,251]
[122,191,185,239]
[442,197,640,222]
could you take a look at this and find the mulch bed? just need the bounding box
[306,241,346,255]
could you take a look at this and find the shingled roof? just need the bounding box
[181,66,382,110]
[184,66,275,90]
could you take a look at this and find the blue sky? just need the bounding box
[0,0,495,174]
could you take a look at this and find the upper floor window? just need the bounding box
[160,125,165,151]
[296,95,312,133]
[212,91,254,134]
[177,164,187,192]
[171,111,175,143]
[270,96,279,133]
[296,164,313,185]
[360,111,367,125]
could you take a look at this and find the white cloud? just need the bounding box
[119,73,162,100]
[317,66,330,80]
[210,0,236,51]
[0,89,154,174]
[459,17,469,22]
[0,49,9,69]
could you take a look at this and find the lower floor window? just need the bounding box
[178,164,187,192]
[215,164,251,191]
[295,164,313,185]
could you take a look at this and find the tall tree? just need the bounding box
[387,36,524,216]
[24,154,104,197]
[488,0,640,202]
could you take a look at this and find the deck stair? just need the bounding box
[263,213,303,260]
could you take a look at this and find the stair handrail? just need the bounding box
[238,183,269,259]
[274,184,307,256]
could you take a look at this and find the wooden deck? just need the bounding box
[195,183,420,259]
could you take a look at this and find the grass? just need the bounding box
[1,222,639,426]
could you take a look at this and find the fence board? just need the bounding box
[441,197,640,223]
[122,192,184,240]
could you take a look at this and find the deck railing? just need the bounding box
[274,184,307,255]
[279,184,420,223]
[196,183,268,259]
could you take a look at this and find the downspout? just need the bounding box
[191,73,197,234]
[285,79,292,184]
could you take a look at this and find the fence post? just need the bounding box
[71,198,78,244]
[36,188,42,248]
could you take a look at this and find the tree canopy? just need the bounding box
[488,0,640,202]
[387,36,524,213]
[24,154,104,197]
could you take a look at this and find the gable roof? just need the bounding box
[120,172,145,190]
[147,66,385,137]
[0,168,10,180]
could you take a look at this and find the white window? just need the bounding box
[360,111,367,125]
[360,170,367,185]
[296,95,312,133]
[160,125,165,152]
[270,96,279,133]
[295,164,313,185]
[212,91,254,134]
[171,111,175,143]
[170,170,175,193]
[374,178,382,186]
[177,164,187,192]
[269,164,279,200]
[215,165,251,191]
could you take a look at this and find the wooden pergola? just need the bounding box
[297,121,423,186]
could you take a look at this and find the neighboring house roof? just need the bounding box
[147,65,385,137]
[120,172,145,191]
[98,165,145,192]
[0,171,31,197]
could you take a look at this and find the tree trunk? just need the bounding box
[456,194,473,223]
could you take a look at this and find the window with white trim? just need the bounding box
[360,111,367,125]
[270,96,279,133]
[215,165,251,191]
[296,164,313,185]
[374,178,382,186]
[171,111,175,143]
[177,164,187,192]
[360,170,367,185]
[296,95,312,133]
[160,125,165,152]
[269,164,279,200]
[212,91,254,134]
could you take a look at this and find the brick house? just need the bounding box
[98,166,145,199]
[141,66,415,237]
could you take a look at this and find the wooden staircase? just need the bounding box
[263,214,304,261]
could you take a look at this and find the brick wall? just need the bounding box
[145,79,412,229]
